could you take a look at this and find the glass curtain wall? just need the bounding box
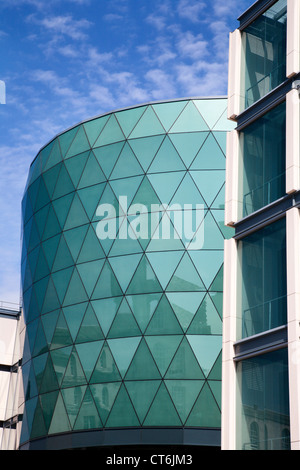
[241,0,287,109]
[240,101,286,218]
[236,348,290,450]
[237,217,287,339]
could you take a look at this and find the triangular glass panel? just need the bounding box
[146,251,183,290]
[211,209,232,240]
[51,194,74,232]
[32,276,48,314]
[77,259,105,298]
[147,171,186,205]
[190,133,225,170]
[170,172,206,207]
[105,384,140,427]
[51,266,74,304]
[109,254,142,292]
[64,193,89,231]
[145,335,182,377]
[129,106,165,139]
[50,346,73,386]
[126,293,162,333]
[59,126,80,159]
[152,100,188,132]
[185,382,220,428]
[64,151,89,189]
[77,225,105,264]
[165,337,205,380]
[193,99,227,129]
[208,380,221,409]
[93,142,124,179]
[52,234,74,272]
[33,245,50,282]
[41,277,61,315]
[188,250,223,290]
[143,382,182,426]
[84,115,109,147]
[78,183,106,222]
[63,225,89,264]
[201,211,225,250]
[187,294,222,335]
[30,399,47,439]
[125,380,160,424]
[44,139,62,171]
[165,379,204,424]
[128,135,164,172]
[166,292,205,332]
[166,253,206,292]
[92,296,123,336]
[145,294,183,335]
[35,177,51,212]
[61,385,87,428]
[212,107,235,131]
[63,267,89,306]
[39,354,59,394]
[210,292,223,318]
[125,338,161,380]
[90,341,122,383]
[50,310,73,351]
[169,101,209,133]
[73,386,102,430]
[32,319,48,357]
[208,351,222,381]
[169,132,209,168]
[212,131,227,152]
[34,204,50,242]
[209,264,223,292]
[75,303,104,344]
[148,136,186,174]
[110,142,144,179]
[77,151,106,189]
[65,125,91,160]
[110,175,143,210]
[62,303,87,341]
[39,390,59,432]
[106,220,144,257]
[61,347,87,388]
[41,310,60,349]
[32,353,48,391]
[107,297,142,339]
[75,341,104,381]
[130,175,161,210]
[126,255,162,295]
[90,382,121,425]
[42,163,61,199]
[115,106,147,137]
[48,393,72,434]
[190,170,225,208]
[94,114,125,147]
[107,337,141,377]
[91,261,122,300]
[186,335,222,378]
[211,183,225,210]
[52,164,75,200]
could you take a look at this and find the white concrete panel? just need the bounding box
[286,89,300,193]
[228,29,242,120]
[287,0,300,77]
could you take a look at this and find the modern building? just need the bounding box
[223,0,300,451]
[17,97,235,450]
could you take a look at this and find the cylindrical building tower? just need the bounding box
[19,98,234,450]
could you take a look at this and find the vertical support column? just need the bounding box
[287,0,300,78]
[225,129,240,226]
[286,88,300,194]
[221,238,238,450]
[228,29,242,121]
[286,207,300,450]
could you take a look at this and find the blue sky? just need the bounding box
[0,0,254,304]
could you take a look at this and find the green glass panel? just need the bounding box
[51,267,74,304]
[187,294,222,335]
[92,297,122,336]
[169,132,209,168]
[62,303,87,341]
[146,251,183,290]
[96,182,120,217]
[61,347,87,388]
[201,211,225,250]
[210,292,223,318]
[61,385,87,427]
[64,193,89,230]
[39,139,56,172]
[211,184,225,210]
[152,100,188,132]
[110,175,143,209]
[84,115,109,147]
[145,295,183,335]
[48,393,72,435]
[39,390,59,431]
[27,218,40,252]
[187,335,222,378]
[50,311,73,350]
[148,136,186,173]
[50,346,72,386]
[77,151,106,189]
[209,380,221,408]
[188,250,223,291]
[63,225,89,263]
[75,341,104,381]
[51,194,74,232]
[166,292,205,332]
[193,99,227,129]
[126,293,162,333]
[190,133,225,170]
[170,172,206,207]
[125,338,161,380]
[125,380,160,424]
[41,277,61,315]
[90,382,121,425]
[105,384,140,427]
[78,183,106,222]
[165,337,205,380]
[190,170,224,208]
[63,268,89,306]
[128,135,165,172]
[39,354,59,393]
[165,379,204,424]
[75,304,104,343]
[52,164,75,199]
[107,337,141,377]
[110,142,144,179]
[169,101,209,133]
[65,125,91,159]
[93,142,124,179]
[77,225,105,264]
[129,106,165,139]
[115,106,147,137]
[166,253,205,292]
[44,139,62,171]
[90,342,122,383]
[32,320,48,357]
[186,382,220,428]
[30,399,47,439]
[42,163,61,199]
[126,255,162,295]
[109,254,142,292]
[33,246,50,282]
[147,171,186,205]
[22,397,38,443]
[77,259,105,298]
[59,126,79,158]
[27,177,40,212]
[208,351,222,380]
[213,131,227,151]
[64,151,89,188]
[35,178,51,212]
[108,220,144,257]
[108,298,141,339]
[130,175,161,209]
[32,353,48,390]
[94,114,125,147]
[145,335,182,376]
[25,362,38,400]
[209,265,223,292]
[41,234,61,272]
[211,209,232,239]
[91,262,122,300]
[52,234,74,272]
[34,205,50,240]
[73,387,102,430]
[143,383,182,426]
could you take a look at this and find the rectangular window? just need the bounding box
[237,217,287,339]
[241,0,287,110]
[236,348,290,450]
[240,101,286,218]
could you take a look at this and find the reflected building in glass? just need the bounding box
[18,98,235,450]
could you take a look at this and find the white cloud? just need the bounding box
[37,15,92,41]
[177,0,206,23]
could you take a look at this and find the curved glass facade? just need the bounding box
[20,98,234,449]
